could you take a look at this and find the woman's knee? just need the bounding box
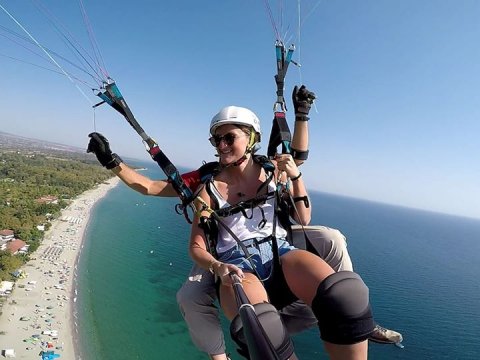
[219,273,268,320]
[243,274,269,303]
[311,271,375,345]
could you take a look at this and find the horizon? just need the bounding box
[0,1,479,220]
[3,129,478,222]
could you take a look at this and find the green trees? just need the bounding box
[0,250,25,281]
[0,150,113,280]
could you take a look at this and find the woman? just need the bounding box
[190,105,374,360]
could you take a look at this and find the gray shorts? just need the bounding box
[217,237,295,280]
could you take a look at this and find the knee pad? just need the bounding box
[230,303,294,360]
[312,271,375,344]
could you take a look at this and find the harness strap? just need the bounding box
[267,112,292,158]
[215,192,275,218]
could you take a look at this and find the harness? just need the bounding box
[198,155,274,255]
[197,155,303,309]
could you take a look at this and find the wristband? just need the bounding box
[291,148,309,161]
[293,195,310,208]
[290,172,302,182]
[295,114,309,122]
[105,153,123,170]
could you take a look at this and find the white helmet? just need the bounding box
[210,106,261,136]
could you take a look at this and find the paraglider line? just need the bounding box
[30,0,105,86]
[78,0,109,79]
[0,27,101,87]
[0,2,93,105]
[263,0,281,41]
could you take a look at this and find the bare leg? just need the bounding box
[210,355,229,360]
[281,226,352,335]
[324,341,368,360]
[281,249,334,304]
[281,250,369,360]
[219,272,268,320]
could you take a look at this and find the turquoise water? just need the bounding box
[76,164,480,359]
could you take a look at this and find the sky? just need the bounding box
[0,0,479,219]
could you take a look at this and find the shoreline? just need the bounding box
[0,177,120,359]
[70,200,94,360]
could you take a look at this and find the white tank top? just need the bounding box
[208,181,288,254]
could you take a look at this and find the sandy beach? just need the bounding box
[0,177,120,359]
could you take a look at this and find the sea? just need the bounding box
[75,162,480,360]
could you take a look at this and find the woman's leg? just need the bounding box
[219,272,268,320]
[324,342,368,360]
[280,249,370,360]
[280,226,353,335]
[220,272,296,360]
[280,249,335,304]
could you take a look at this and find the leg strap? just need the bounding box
[312,271,375,344]
[230,303,294,360]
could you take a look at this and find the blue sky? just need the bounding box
[0,0,479,219]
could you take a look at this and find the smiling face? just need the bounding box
[212,124,251,165]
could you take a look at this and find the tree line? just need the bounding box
[0,150,112,281]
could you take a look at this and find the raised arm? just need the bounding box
[112,162,177,196]
[87,132,177,197]
[291,85,316,166]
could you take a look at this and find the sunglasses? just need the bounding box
[209,132,246,147]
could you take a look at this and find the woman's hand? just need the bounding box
[215,262,245,286]
[274,154,301,179]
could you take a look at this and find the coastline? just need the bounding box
[0,177,120,359]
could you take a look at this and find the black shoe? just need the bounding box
[369,324,403,344]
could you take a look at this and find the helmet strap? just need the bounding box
[220,154,248,169]
[245,131,258,153]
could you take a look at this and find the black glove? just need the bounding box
[87,132,123,169]
[292,85,316,121]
